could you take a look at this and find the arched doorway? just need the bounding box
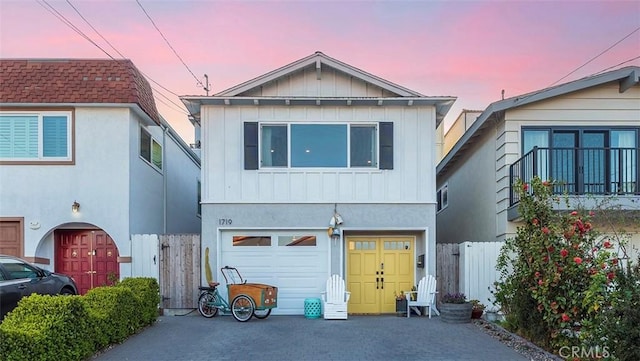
[55,229,119,295]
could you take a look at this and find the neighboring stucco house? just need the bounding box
[182,52,455,315]
[436,66,640,303]
[0,59,201,294]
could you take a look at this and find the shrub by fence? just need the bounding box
[0,277,160,361]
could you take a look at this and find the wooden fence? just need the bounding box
[435,243,459,304]
[131,234,200,310]
[436,241,504,310]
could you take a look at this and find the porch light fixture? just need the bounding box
[72,201,80,213]
[331,227,341,245]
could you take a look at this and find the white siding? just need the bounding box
[202,105,437,204]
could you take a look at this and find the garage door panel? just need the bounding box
[220,230,328,315]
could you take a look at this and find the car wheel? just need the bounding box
[60,288,75,295]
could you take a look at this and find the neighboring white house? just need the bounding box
[436,66,640,305]
[0,59,201,294]
[182,51,456,315]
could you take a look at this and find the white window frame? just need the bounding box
[258,122,379,169]
[139,127,162,171]
[0,110,72,163]
[437,183,448,213]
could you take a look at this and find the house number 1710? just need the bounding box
[218,218,233,225]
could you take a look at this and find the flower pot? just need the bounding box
[440,302,473,323]
[396,299,407,316]
[471,309,484,319]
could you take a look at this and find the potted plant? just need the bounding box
[470,299,485,319]
[395,291,407,316]
[439,292,472,323]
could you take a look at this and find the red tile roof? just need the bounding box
[0,59,160,124]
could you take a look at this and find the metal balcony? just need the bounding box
[509,147,639,207]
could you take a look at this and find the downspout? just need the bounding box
[162,125,168,234]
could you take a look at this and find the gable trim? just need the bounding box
[215,52,423,98]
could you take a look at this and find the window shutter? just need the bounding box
[43,116,68,157]
[379,122,393,169]
[244,122,259,170]
[0,115,38,158]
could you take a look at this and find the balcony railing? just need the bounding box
[509,147,639,206]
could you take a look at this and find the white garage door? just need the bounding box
[220,230,329,315]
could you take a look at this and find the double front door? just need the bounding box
[347,236,414,314]
[55,230,119,294]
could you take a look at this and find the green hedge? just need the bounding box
[0,295,94,361]
[84,286,140,348]
[0,277,160,361]
[117,277,160,327]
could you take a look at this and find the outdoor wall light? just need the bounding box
[72,201,80,213]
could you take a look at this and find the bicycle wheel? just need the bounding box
[253,308,272,319]
[231,295,254,322]
[198,292,219,318]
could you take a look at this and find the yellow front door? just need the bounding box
[347,237,414,314]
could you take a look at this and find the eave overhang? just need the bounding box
[181,96,456,126]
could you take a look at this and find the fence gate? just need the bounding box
[159,234,200,310]
[436,243,460,304]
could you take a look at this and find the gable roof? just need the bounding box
[0,59,160,124]
[437,66,640,175]
[181,51,456,125]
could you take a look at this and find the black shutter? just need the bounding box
[244,122,258,170]
[379,122,393,169]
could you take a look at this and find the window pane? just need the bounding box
[261,125,287,167]
[152,139,162,169]
[42,116,68,157]
[523,130,549,153]
[0,115,38,158]
[291,124,347,167]
[232,236,271,246]
[140,129,151,162]
[350,125,377,167]
[278,235,316,246]
[611,130,637,193]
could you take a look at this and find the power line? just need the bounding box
[37,0,115,60]
[43,0,190,116]
[549,26,640,87]
[65,0,126,59]
[592,55,640,75]
[135,0,204,88]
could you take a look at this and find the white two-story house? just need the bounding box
[182,52,455,315]
[0,59,201,294]
[436,66,640,304]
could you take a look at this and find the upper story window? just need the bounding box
[140,127,162,170]
[437,184,448,212]
[0,111,72,163]
[245,122,392,170]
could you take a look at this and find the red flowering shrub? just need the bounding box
[494,177,627,358]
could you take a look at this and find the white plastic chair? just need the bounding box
[321,274,350,320]
[405,275,439,318]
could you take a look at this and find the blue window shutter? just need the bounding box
[379,122,393,169]
[244,122,259,170]
[0,115,38,158]
[43,116,68,157]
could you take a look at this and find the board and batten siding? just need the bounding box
[497,84,640,241]
[201,104,438,204]
[242,65,397,98]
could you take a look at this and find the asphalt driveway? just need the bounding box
[91,313,529,361]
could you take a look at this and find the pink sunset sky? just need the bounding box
[1,0,639,143]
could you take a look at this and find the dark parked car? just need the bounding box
[0,255,78,320]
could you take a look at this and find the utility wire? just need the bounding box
[135,0,204,88]
[65,0,126,59]
[37,0,115,60]
[592,55,640,75]
[44,0,190,116]
[549,26,640,87]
